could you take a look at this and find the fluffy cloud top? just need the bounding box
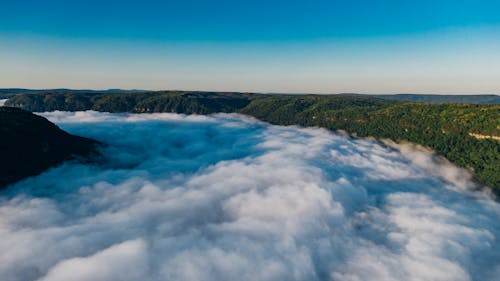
[0,111,498,281]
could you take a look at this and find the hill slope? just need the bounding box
[240,95,500,190]
[0,107,100,188]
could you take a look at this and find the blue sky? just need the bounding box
[1,0,499,93]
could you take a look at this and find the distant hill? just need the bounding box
[5,91,255,113]
[0,107,100,188]
[2,89,499,105]
[374,94,500,104]
[0,88,146,99]
[4,91,500,191]
[265,92,500,104]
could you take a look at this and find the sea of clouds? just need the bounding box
[1,111,499,281]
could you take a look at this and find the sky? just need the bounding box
[1,0,500,93]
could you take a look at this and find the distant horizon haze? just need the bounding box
[0,88,499,96]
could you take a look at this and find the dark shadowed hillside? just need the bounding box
[0,107,100,188]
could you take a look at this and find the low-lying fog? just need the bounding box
[1,111,499,281]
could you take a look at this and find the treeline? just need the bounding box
[240,95,500,190]
[374,94,500,104]
[5,92,500,191]
[5,91,254,114]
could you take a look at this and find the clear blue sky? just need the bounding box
[1,0,499,93]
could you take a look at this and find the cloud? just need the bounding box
[0,111,499,281]
[38,239,148,281]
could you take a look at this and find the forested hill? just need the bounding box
[5,91,500,191]
[240,95,500,191]
[374,94,500,104]
[5,91,254,113]
[0,88,144,99]
[0,107,100,188]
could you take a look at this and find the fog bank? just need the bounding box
[1,111,499,281]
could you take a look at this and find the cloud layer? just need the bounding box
[1,111,499,281]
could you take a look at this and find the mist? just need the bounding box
[1,111,499,281]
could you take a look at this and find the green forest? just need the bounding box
[5,91,500,191]
[240,95,500,191]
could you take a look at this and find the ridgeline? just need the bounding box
[5,91,500,191]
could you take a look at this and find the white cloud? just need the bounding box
[0,111,498,281]
[38,239,148,281]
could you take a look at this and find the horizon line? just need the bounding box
[0,88,498,96]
